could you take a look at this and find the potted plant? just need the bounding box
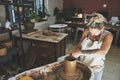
[53,7,63,23]
[38,7,51,21]
[23,8,40,23]
[62,7,77,21]
[23,7,50,30]
[23,6,51,22]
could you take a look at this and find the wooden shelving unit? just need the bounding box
[0,1,23,79]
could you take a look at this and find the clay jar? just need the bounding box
[64,55,77,76]
[24,22,34,31]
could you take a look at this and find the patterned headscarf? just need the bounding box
[87,13,108,29]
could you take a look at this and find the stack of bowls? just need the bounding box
[1,39,13,49]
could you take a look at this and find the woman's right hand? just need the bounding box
[72,50,84,58]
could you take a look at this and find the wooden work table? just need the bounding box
[14,30,68,66]
[14,30,68,43]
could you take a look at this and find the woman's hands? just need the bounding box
[71,50,84,58]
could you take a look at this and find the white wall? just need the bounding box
[34,21,49,30]
[0,5,6,23]
[47,0,63,25]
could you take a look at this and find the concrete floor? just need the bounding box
[102,45,120,80]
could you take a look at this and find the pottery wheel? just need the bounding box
[56,67,83,80]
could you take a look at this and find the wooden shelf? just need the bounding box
[0,27,18,34]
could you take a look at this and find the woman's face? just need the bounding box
[89,27,102,36]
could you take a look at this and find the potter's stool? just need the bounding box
[75,27,84,41]
[49,24,68,33]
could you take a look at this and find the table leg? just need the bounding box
[114,30,120,46]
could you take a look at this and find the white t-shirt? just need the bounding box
[80,30,110,72]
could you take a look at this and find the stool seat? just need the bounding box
[75,27,84,41]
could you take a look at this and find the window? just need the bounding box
[35,0,48,15]
[8,0,47,23]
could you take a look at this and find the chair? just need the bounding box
[111,17,119,22]
[74,14,91,41]
[84,14,92,23]
[75,27,84,41]
[110,17,119,25]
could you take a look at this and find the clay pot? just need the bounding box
[0,44,7,56]
[24,22,34,30]
[64,56,77,76]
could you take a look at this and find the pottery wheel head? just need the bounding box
[56,67,83,80]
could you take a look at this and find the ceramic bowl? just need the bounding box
[0,44,7,56]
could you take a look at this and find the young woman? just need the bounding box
[58,13,113,80]
[71,13,113,80]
